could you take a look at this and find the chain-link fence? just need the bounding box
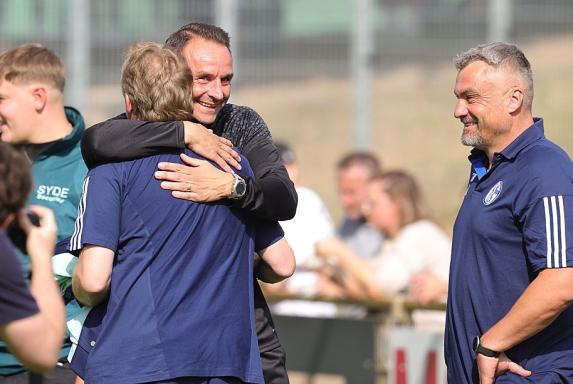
[1,0,572,224]
[1,1,571,103]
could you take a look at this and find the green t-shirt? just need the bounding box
[0,107,87,376]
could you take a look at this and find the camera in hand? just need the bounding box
[7,211,40,254]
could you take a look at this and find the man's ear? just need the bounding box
[30,85,48,113]
[507,87,524,114]
[124,94,134,119]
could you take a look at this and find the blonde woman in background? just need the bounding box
[315,170,450,304]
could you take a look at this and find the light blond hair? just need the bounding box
[0,43,65,92]
[121,42,193,121]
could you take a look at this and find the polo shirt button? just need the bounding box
[90,341,96,347]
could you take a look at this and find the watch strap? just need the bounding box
[473,336,501,358]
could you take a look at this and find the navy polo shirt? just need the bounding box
[445,118,573,383]
[68,149,282,384]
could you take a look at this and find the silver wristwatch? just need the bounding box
[230,174,246,200]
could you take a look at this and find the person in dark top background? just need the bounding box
[80,23,297,383]
[0,142,65,375]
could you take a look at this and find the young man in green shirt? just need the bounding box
[0,43,87,383]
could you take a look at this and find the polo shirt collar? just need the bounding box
[498,117,544,161]
[467,117,544,180]
[468,149,488,180]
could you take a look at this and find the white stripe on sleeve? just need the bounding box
[69,176,90,251]
[559,195,567,267]
[543,195,568,269]
[544,197,552,268]
[551,196,560,268]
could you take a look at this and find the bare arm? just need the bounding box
[482,268,573,349]
[410,271,449,304]
[315,238,384,300]
[72,245,114,307]
[257,238,295,284]
[315,266,368,300]
[476,268,573,382]
[0,206,65,373]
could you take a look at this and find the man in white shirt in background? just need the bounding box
[271,142,338,317]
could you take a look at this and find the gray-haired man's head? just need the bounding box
[454,42,534,111]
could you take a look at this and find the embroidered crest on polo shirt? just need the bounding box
[483,181,503,206]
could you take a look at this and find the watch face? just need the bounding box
[236,179,246,196]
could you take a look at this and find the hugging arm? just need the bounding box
[81,114,185,169]
[82,112,297,221]
[237,134,297,221]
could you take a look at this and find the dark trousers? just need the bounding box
[254,280,289,384]
[261,345,289,384]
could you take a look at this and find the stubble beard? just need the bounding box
[460,117,485,148]
[461,128,484,148]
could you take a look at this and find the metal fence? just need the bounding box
[1,0,573,225]
[1,0,572,115]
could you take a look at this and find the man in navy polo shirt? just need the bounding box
[446,42,573,383]
[69,43,294,384]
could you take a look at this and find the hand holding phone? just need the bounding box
[7,206,57,256]
[21,206,57,260]
[7,211,38,254]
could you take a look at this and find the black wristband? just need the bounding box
[472,336,501,358]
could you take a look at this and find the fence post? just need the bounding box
[488,0,512,42]
[216,0,239,88]
[352,0,374,150]
[66,0,90,113]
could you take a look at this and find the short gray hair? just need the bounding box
[454,42,534,110]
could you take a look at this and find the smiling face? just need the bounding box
[0,79,37,144]
[453,60,512,152]
[180,37,233,124]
